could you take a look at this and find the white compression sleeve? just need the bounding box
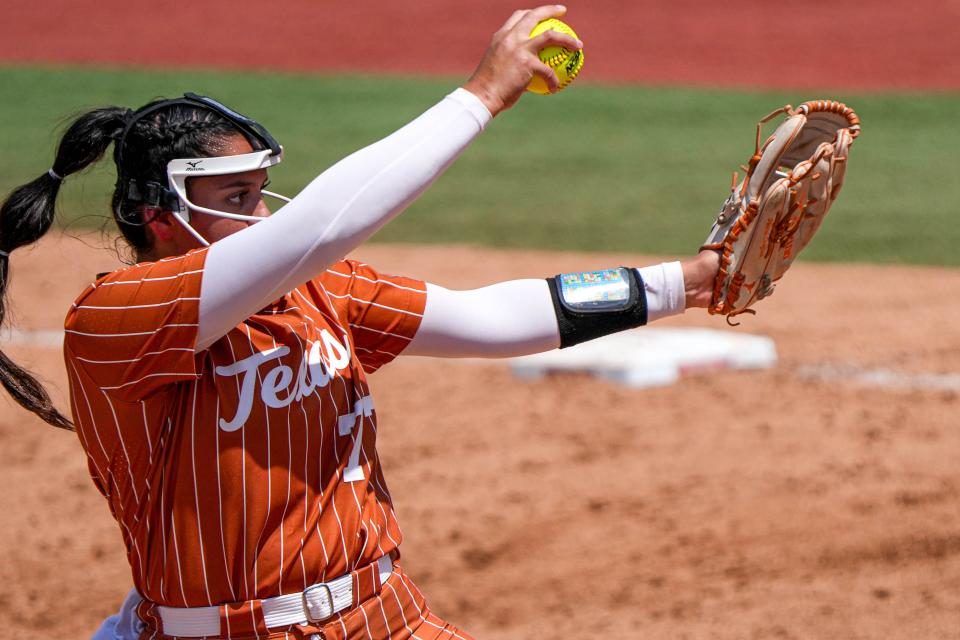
[407,262,687,359]
[196,88,492,351]
[407,280,561,358]
[636,261,686,322]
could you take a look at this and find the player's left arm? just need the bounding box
[406,250,717,358]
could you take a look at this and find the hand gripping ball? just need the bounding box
[526,18,584,95]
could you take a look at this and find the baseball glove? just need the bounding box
[702,100,861,323]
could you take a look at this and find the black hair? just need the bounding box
[0,97,247,429]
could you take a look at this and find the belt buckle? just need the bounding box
[302,582,334,623]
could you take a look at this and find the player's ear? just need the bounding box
[144,207,178,242]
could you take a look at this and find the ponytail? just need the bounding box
[0,106,129,430]
[1,97,243,429]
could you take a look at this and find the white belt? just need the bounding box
[157,555,393,637]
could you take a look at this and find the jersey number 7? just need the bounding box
[337,395,373,482]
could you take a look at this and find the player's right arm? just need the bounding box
[464,5,582,115]
[195,5,579,352]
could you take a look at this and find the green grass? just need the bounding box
[2,65,958,265]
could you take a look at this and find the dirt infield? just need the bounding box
[0,234,957,639]
[3,0,959,91]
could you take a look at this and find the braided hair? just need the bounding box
[113,103,242,251]
[0,96,245,429]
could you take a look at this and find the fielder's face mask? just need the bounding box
[118,93,289,247]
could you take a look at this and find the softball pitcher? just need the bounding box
[0,6,718,639]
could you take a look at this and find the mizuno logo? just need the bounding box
[186,161,203,168]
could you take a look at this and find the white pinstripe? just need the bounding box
[94,268,204,287]
[323,291,423,318]
[158,421,171,602]
[358,598,375,639]
[348,323,413,342]
[325,372,352,573]
[257,306,302,315]
[281,315,336,582]
[368,464,401,549]
[324,267,425,294]
[214,393,238,601]
[223,332,251,601]
[397,573,470,640]
[356,520,371,566]
[374,589,395,640]
[292,327,313,589]
[73,346,194,365]
[140,401,154,460]
[65,323,198,337]
[99,389,140,505]
[74,365,152,593]
[419,617,468,640]
[65,364,106,482]
[314,281,369,374]
[249,320,299,595]
[139,403,153,538]
[334,369,371,568]
[169,508,188,607]
[156,252,206,264]
[249,604,260,639]
[74,296,200,310]
[243,323,272,598]
[278,328,296,593]
[307,341,332,582]
[350,380,388,558]
[344,401,372,525]
[292,287,351,343]
[116,506,146,584]
[190,380,214,606]
[100,370,198,391]
[384,583,417,638]
[354,345,399,358]
[67,361,109,476]
[397,573,423,616]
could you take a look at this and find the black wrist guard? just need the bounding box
[546,267,648,349]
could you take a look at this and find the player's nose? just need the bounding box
[252,197,272,219]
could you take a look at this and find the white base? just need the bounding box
[509,328,778,389]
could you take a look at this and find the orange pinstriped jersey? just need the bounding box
[63,248,426,609]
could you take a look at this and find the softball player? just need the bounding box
[0,6,718,639]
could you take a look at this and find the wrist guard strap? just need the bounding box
[546,267,648,349]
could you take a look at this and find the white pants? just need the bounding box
[91,589,142,640]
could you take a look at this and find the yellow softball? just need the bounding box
[526,18,584,95]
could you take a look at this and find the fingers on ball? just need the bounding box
[501,9,530,32]
[528,30,582,52]
[518,5,568,32]
[531,61,561,92]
